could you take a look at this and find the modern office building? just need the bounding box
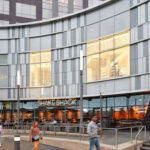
[0,0,106,25]
[0,0,150,126]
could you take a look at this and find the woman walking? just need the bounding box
[29,121,41,150]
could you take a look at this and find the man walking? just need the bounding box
[87,115,101,150]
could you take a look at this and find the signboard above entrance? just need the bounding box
[38,98,78,107]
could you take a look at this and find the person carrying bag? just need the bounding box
[29,121,42,150]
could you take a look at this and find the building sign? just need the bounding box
[38,98,78,107]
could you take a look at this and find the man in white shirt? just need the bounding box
[87,115,101,150]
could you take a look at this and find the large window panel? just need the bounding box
[87,40,99,55]
[100,36,114,51]
[0,66,8,87]
[87,54,100,82]
[30,53,40,64]
[30,64,40,87]
[41,63,51,86]
[114,46,130,77]
[41,51,51,63]
[100,50,114,80]
[114,31,130,48]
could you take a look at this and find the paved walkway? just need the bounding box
[0,138,65,150]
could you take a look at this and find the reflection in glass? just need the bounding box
[87,40,99,55]
[87,54,100,82]
[100,36,113,51]
[114,31,129,48]
[114,46,130,77]
[100,50,114,80]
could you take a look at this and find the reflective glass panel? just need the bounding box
[100,36,113,51]
[87,40,99,55]
[114,46,130,77]
[100,50,114,80]
[41,63,51,86]
[30,64,40,86]
[114,31,130,48]
[87,54,100,82]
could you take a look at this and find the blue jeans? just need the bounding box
[89,137,100,150]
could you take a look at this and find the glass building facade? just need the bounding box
[0,0,150,127]
[0,0,107,24]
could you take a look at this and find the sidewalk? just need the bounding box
[0,137,64,150]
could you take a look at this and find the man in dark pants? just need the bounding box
[87,115,101,150]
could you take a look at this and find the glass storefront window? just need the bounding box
[87,54,100,82]
[100,36,114,51]
[107,98,115,107]
[100,50,114,80]
[114,31,130,48]
[89,99,100,108]
[114,46,130,77]
[87,39,99,55]
[129,96,136,106]
[115,97,127,107]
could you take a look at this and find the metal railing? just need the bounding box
[3,124,147,148]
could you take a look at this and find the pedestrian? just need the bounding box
[29,121,42,150]
[87,115,101,150]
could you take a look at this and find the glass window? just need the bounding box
[114,31,130,48]
[114,46,130,77]
[41,51,51,63]
[87,40,99,55]
[107,98,115,107]
[87,54,100,82]
[30,51,51,87]
[89,99,100,108]
[100,50,114,80]
[30,53,40,64]
[41,63,51,86]
[129,96,136,106]
[100,36,114,51]
[30,64,40,86]
[115,97,127,107]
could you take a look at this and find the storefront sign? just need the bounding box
[38,99,78,107]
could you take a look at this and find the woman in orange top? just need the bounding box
[29,121,41,150]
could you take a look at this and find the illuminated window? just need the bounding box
[86,30,130,82]
[30,51,51,87]
[87,54,100,82]
[100,36,114,51]
[87,40,99,55]
[114,46,130,77]
[114,31,130,48]
[100,50,114,80]
[30,64,40,86]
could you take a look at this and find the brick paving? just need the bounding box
[0,138,65,150]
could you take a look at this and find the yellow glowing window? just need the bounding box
[41,51,51,63]
[114,31,130,48]
[30,52,40,63]
[41,63,51,86]
[114,46,130,77]
[100,36,114,51]
[87,40,99,55]
[100,50,114,80]
[30,64,41,86]
[87,54,100,82]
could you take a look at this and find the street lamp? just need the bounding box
[17,70,21,130]
[80,50,83,132]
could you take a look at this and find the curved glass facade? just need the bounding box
[0,0,150,126]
